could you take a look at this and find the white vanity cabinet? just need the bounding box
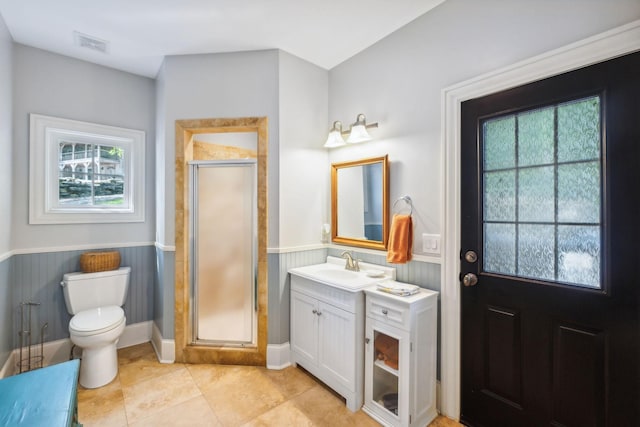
[363,287,438,427]
[289,274,365,411]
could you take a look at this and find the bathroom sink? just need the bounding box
[288,256,396,291]
[314,268,360,281]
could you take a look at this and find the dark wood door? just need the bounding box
[460,52,640,427]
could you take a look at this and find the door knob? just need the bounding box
[462,273,478,287]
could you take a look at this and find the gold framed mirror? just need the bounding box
[331,155,389,250]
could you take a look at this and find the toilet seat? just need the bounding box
[69,306,125,337]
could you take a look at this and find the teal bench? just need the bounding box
[0,359,81,426]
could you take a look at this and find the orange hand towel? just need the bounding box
[386,214,413,264]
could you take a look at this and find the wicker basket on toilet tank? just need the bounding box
[79,251,121,273]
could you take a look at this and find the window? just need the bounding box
[482,95,602,288]
[29,114,145,224]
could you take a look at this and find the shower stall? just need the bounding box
[189,160,257,347]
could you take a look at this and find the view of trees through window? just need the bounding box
[58,142,125,206]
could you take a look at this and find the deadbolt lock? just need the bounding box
[464,251,478,263]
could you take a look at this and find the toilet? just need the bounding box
[61,266,130,388]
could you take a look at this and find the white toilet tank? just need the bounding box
[61,267,130,315]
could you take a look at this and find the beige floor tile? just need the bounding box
[118,342,157,365]
[128,395,222,427]
[201,366,286,426]
[352,410,384,426]
[186,362,248,395]
[291,383,373,426]
[241,400,314,427]
[259,365,317,400]
[429,415,464,426]
[79,343,459,427]
[118,343,186,387]
[77,376,128,426]
[79,406,129,427]
[122,367,202,424]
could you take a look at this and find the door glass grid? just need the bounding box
[482,95,602,288]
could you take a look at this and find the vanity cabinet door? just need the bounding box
[290,290,318,363]
[317,301,356,392]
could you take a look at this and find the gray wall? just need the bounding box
[155,49,280,249]
[277,51,329,248]
[1,45,158,368]
[0,13,11,255]
[327,0,640,257]
[0,13,12,369]
[11,44,156,250]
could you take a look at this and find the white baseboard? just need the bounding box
[151,322,175,364]
[0,320,153,379]
[117,320,153,349]
[266,342,291,370]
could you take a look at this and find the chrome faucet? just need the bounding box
[341,251,360,272]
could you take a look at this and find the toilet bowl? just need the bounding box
[69,306,126,388]
[61,267,130,389]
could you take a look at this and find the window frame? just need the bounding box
[29,114,145,224]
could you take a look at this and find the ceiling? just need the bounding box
[0,0,445,78]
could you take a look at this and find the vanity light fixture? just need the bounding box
[324,114,379,148]
[347,113,377,143]
[324,121,346,148]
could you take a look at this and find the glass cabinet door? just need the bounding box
[367,321,403,421]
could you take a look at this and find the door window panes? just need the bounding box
[557,97,600,162]
[518,107,555,166]
[482,95,602,289]
[484,116,515,170]
[484,223,516,276]
[518,166,554,222]
[483,170,516,222]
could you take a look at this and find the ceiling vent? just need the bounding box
[73,31,109,54]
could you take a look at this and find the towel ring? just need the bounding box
[392,195,413,215]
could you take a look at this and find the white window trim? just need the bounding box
[29,114,145,224]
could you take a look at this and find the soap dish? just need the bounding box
[366,269,386,278]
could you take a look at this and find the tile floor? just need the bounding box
[77,342,463,427]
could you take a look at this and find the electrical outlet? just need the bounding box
[422,233,441,256]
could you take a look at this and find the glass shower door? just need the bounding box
[191,160,257,347]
